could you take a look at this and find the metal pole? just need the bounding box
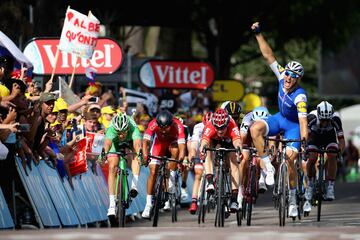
[127,50,132,89]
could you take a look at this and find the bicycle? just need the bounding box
[147,155,182,227]
[196,158,216,224]
[305,147,339,222]
[295,150,306,220]
[265,137,304,226]
[104,146,142,227]
[202,147,241,227]
[241,146,259,226]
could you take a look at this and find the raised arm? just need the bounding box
[251,22,276,65]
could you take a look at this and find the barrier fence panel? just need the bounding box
[79,166,108,222]
[71,175,100,223]
[15,158,61,228]
[37,161,80,227]
[62,178,90,225]
[0,187,14,229]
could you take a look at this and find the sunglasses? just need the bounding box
[284,70,300,79]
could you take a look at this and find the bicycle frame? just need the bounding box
[265,137,304,226]
[306,147,339,222]
[148,155,181,227]
[203,147,240,227]
[241,146,258,226]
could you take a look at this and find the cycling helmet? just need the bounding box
[156,110,173,128]
[212,109,230,129]
[202,111,213,125]
[224,101,242,121]
[317,101,333,120]
[285,61,304,77]
[112,113,130,132]
[251,106,270,121]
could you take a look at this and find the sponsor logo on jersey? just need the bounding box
[297,102,307,113]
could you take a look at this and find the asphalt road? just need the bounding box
[1,181,360,240]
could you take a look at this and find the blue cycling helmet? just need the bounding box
[251,106,270,121]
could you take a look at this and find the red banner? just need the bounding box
[139,60,215,89]
[68,138,88,176]
[23,38,123,75]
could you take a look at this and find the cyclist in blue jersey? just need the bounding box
[249,22,309,218]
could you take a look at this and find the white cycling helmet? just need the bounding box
[112,113,130,132]
[317,101,333,120]
[251,106,270,121]
[285,61,304,77]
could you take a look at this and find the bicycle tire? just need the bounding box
[297,167,304,220]
[279,163,287,227]
[317,156,324,222]
[152,175,164,227]
[246,166,257,226]
[117,169,126,228]
[215,167,225,227]
[198,175,207,224]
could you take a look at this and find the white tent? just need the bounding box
[339,104,360,147]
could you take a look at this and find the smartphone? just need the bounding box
[88,97,99,103]
[17,123,30,132]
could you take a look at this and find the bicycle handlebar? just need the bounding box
[306,148,340,154]
[265,137,305,144]
[148,155,182,164]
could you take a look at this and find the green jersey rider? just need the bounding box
[101,112,142,217]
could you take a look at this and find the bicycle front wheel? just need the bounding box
[246,165,257,226]
[198,175,207,224]
[153,175,164,227]
[317,157,324,222]
[279,164,287,227]
[117,169,127,227]
[215,168,225,227]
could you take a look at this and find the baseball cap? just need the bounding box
[39,92,56,103]
[88,104,101,112]
[101,106,115,115]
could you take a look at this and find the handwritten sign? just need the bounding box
[59,7,100,59]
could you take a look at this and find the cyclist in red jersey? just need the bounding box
[141,110,186,219]
[199,109,242,212]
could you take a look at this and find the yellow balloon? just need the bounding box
[242,93,262,112]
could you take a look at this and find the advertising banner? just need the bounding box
[24,38,123,75]
[139,60,214,90]
[212,80,245,102]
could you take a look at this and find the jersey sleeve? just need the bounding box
[269,61,285,82]
[240,112,252,134]
[191,123,204,142]
[174,119,186,144]
[332,115,344,138]
[105,125,118,141]
[294,93,308,118]
[143,119,157,141]
[228,119,241,141]
[129,117,142,140]
[201,123,214,143]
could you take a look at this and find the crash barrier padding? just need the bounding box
[37,161,80,227]
[0,187,14,229]
[8,156,195,229]
[15,157,61,228]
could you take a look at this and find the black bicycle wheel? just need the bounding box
[152,175,163,227]
[279,164,287,227]
[317,156,324,222]
[246,166,257,226]
[297,168,304,220]
[215,168,225,227]
[198,175,207,224]
[117,170,126,228]
[171,193,177,222]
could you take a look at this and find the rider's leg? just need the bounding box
[229,152,240,210]
[130,139,142,197]
[286,147,300,217]
[250,120,275,185]
[325,143,339,200]
[107,155,120,215]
